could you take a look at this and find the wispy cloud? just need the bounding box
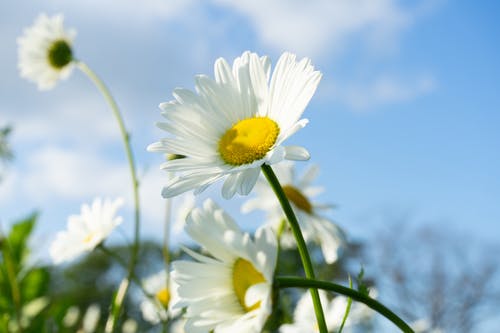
[213,0,426,58]
[326,74,437,110]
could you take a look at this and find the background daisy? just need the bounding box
[140,270,180,325]
[242,161,346,264]
[49,197,123,264]
[17,13,76,90]
[172,199,277,333]
[148,51,322,199]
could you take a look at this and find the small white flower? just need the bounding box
[148,51,321,199]
[140,270,180,324]
[242,162,345,263]
[82,304,101,333]
[172,199,278,333]
[280,290,373,333]
[49,197,123,264]
[122,318,138,333]
[17,13,76,90]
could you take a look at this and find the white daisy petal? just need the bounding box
[161,173,223,198]
[237,168,261,196]
[149,51,321,198]
[284,146,311,161]
[222,173,240,199]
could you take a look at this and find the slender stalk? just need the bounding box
[161,172,173,331]
[97,245,147,295]
[261,164,328,333]
[1,240,24,333]
[77,61,141,332]
[338,276,353,333]
[162,172,172,270]
[276,276,415,333]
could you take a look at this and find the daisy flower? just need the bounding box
[280,290,373,333]
[172,199,278,333]
[140,270,180,324]
[242,161,345,264]
[148,51,322,199]
[49,197,123,264]
[17,13,76,90]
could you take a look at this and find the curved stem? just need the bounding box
[261,164,328,333]
[77,61,141,333]
[276,276,414,333]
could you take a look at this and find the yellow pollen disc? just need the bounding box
[155,288,170,308]
[282,185,313,214]
[219,117,279,165]
[83,233,96,244]
[232,258,266,312]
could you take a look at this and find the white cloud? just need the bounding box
[327,74,437,110]
[21,146,128,202]
[8,96,119,147]
[47,0,195,23]
[213,0,418,58]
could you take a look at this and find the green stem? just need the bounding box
[162,172,172,271]
[276,276,414,333]
[1,240,24,333]
[97,245,148,295]
[261,164,328,333]
[77,61,141,333]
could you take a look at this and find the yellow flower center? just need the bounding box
[232,258,266,312]
[219,117,279,165]
[83,233,96,244]
[282,185,313,214]
[155,288,170,308]
[47,39,73,69]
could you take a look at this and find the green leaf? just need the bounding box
[7,213,38,267]
[337,276,353,333]
[356,267,370,296]
[21,268,50,302]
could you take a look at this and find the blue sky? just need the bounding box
[1,0,499,256]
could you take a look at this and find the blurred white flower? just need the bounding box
[82,304,100,333]
[280,290,374,333]
[49,197,123,264]
[122,318,138,333]
[172,199,277,332]
[17,13,76,90]
[148,51,321,199]
[242,161,345,263]
[411,318,445,333]
[140,270,180,324]
[62,306,80,328]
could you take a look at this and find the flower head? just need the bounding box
[148,51,322,199]
[172,199,278,333]
[242,162,345,264]
[49,197,123,264]
[17,13,76,90]
[140,270,180,324]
